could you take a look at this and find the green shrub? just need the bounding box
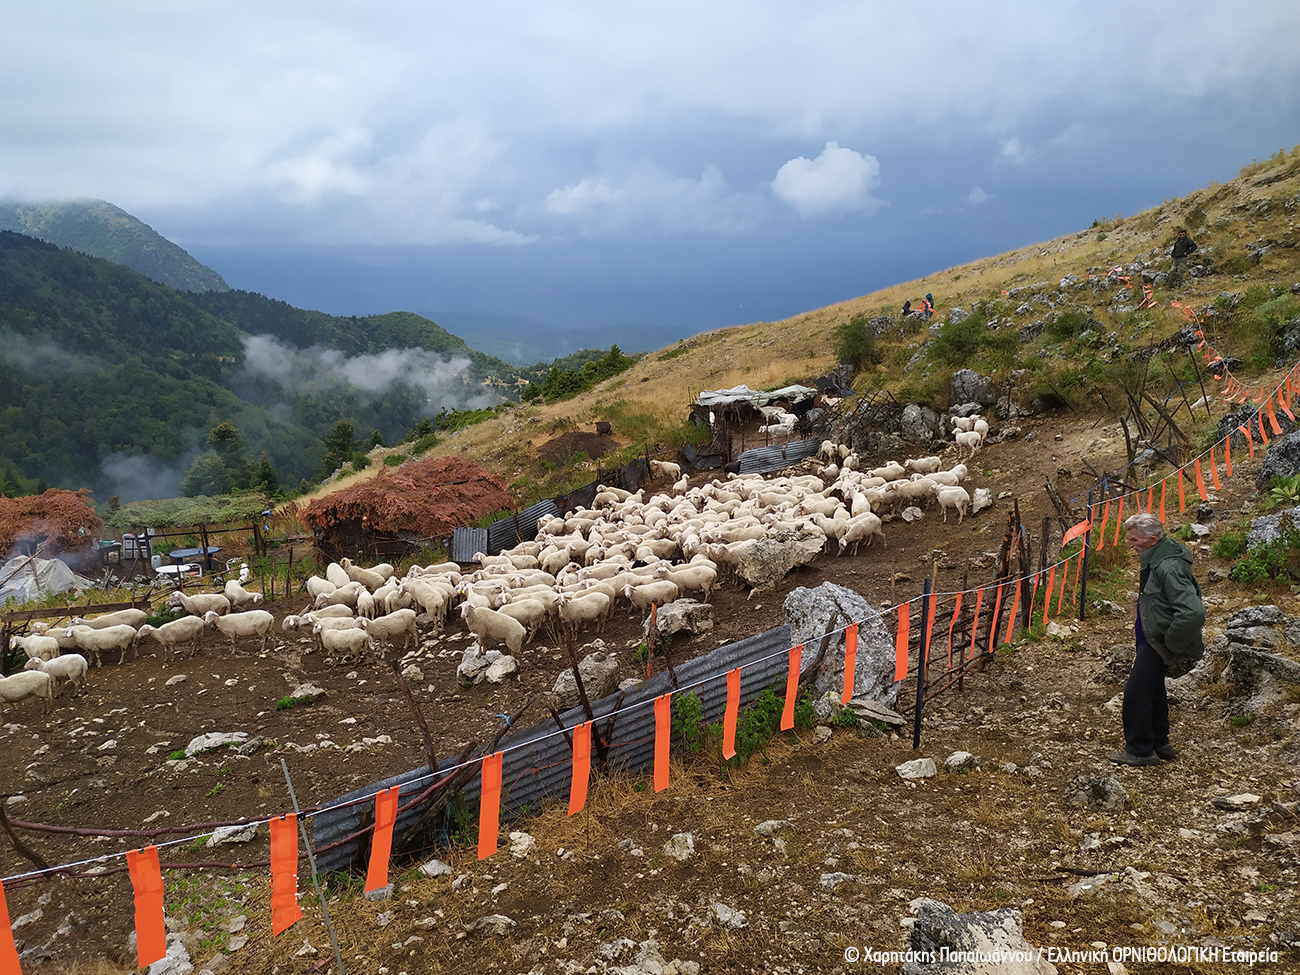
[1268,474,1300,509]
[275,694,316,711]
[383,453,407,467]
[1229,518,1300,585]
[833,313,882,370]
[1211,527,1247,560]
[672,691,713,756]
[1045,309,1089,342]
[929,315,986,368]
[409,432,440,456]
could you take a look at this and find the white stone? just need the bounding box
[206,823,258,847]
[184,732,249,757]
[164,674,187,686]
[418,859,452,878]
[484,655,518,683]
[895,758,937,780]
[507,831,536,859]
[663,833,695,861]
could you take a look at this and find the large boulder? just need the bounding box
[900,404,944,444]
[1257,431,1300,489]
[950,369,997,406]
[783,583,898,706]
[732,525,826,594]
[553,652,621,710]
[1246,507,1300,550]
[649,598,713,639]
[902,899,1057,975]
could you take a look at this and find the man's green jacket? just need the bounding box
[1138,537,1206,668]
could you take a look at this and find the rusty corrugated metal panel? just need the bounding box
[312,623,796,873]
[736,438,820,475]
[448,527,489,564]
[486,499,561,555]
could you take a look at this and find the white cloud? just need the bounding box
[998,138,1032,166]
[965,186,991,205]
[771,142,880,219]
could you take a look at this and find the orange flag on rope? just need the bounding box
[841,625,857,706]
[1240,424,1255,459]
[947,593,962,668]
[568,721,592,815]
[126,846,167,968]
[1259,409,1270,446]
[365,786,401,894]
[895,602,910,680]
[1112,497,1124,548]
[654,693,672,791]
[722,668,741,760]
[478,751,504,859]
[1268,397,1283,435]
[1073,547,1085,600]
[0,878,24,975]
[968,589,984,662]
[270,814,303,936]
[781,644,802,731]
[1146,485,1154,513]
[1061,519,1091,547]
[1280,389,1295,422]
[1178,468,1186,513]
[1042,565,1056,626]
[1225,435,1233,477]
[1096,499,1111,550]
[1209,446,1222,490]
[1159,479,1167,522]
[989,584,1006,651]
[1194,458,1209,502]
[1056,558,1069,615]
[924,591,937,663]
[1003,583,1020,644]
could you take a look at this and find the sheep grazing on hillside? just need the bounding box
[936,485,972,524]
[363,608,418,655]
[223,579,264,610]
[70,608,147,630]
[136,616,207,661]
[650,459,682,481]
[317,623,373,665]
[168,591,231,618]
[954,430,983,460]
[0,671,55,716]
[203,610,276,654]
[24,653,89,696]
[65,624,139,668]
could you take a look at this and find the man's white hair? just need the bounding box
[1124,512,1166,540]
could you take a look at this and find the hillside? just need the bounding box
[0,232,524,499]
[0,199,231,293]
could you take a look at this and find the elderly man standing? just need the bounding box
[1112,512,1206,766]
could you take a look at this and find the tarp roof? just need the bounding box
[694,384,818,408]
[0,556,91,608]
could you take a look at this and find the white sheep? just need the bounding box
[70,608,147,630]
[904,455,942,475]
[223,579,264,609]
[654,562,717,600]
[492,596,549,642]
[136,616,207,661]
[650,459,682,481]
[340,557,387,591]
[305,575,336,599]
[203,610,275,653]
[973,417,989,439]
[325,561,351,588]
[66,624,139,668]
[317,624,373,665]
[24,653,89,696]
[9,634,61,662]
[168,591,231,618]
[363,608,418,655]
[557,590,612,635]
[461,603,525,655]
[620,580,680,620]
[954,429,983,460]
[936,485,972,524]
[0,671,55,716]
[838,512,885,555]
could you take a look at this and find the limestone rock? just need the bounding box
[184,732,248,757]
[944,751,980,773]
[484,655,518,683]
[663,833,695,861]
[971,487,994,515]
[650,598,714,639]
[146,937,194,975]
[553,652,621,711]
[206,823,258,847]
[902,898,1057,974]
[896,758,937,780]
[1256,431,1300,489]
[754,820,792,837]
[418,858,452,877]
[732,525,826,593]
[784,582,899,707]
[465,914,516,937]
[901,404,944,444]
[951,369,997,406]
[508,831,537,859]
[1064,776,1128,812]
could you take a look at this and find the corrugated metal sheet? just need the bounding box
[312,623,796,873]
[486,499,561,555]
[448,527,489,564]
[737,438,821,475]
[554,481,600,514]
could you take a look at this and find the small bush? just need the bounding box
[1046,309,1089,342]
[833,313,882,370]
[383,453,407,467]
[145,607,183,627]
[275,694,316,711]
[1211,527,1247,560]
[1229,518,1300,585]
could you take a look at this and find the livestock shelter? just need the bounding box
[0,489,102,570]
[302,455,513,562]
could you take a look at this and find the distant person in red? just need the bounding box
[1170,228,1197,287]
[922,293,934,320]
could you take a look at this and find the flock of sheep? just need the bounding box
[1,409,990,716]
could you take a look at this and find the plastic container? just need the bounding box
[151,554,162,570]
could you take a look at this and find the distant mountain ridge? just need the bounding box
[0,198,230,293]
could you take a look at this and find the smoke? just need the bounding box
[240,334,499,413]
[0,330,105,377]
[99,451,190,505]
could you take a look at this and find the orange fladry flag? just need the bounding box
[1268,397,1284,434]
[1042,565,1056,626]
[1259,409,1270,446]
[1061,519,1091,547]
[1225,435,1233,477]
[1111,497,1124,547]
[1240,424,1255,459]
[365,785,401,893]
[1209,446,1222,490]
[1096,499,1111,550]
[1280,389,1296,422]
[989,584,1006,651]
[1178,468,1186,513]
[968,588,984,662]
[895,601,910,680]
[1003,582,1020,644]
[1159,479,1167,522]
[653,693,672,792]
[568,720,593,815]
[270,814,303,935]
[781,644,802,730]
[722,668,741,760]
[477,751,504,860]
[0,877,24,975]
[1056,558,1069,615]
[1193,458,1209,502]
[1072,547,1085,600]
[126,846,167,968]
[841,625,858,705]
[924,591,937,664]
[1146,485,1154,513]
[947,592,962,667]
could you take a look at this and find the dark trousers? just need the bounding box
[1123,642,1169,757]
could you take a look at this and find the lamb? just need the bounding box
[904,455,942,475]
[9,634,61,662]
[66,624,139,668]
[461,603,526,656]
[314,581,365,610]
[223,579,264,609]
[936,485,972,524]
[169,591,231,618]
[973,417,989,439]
[673,475,690,496]
[340,557,387,591]
[325,561,351,589]
[620,580,681,620]
[838,512,886,555]
[362,608,418,655]
[24,653,89,696]
[650,459,682,481]
[203,610,276,654]
[950,415,976,433]
[305,575,336,599]
[954,429,983,460]
[317,624,373,665]
[136,616,207,661]
[299,614,368,652]
[70,608,147,630]
[557,590,612,635]
[491,597,549,642]
[0,671,54,716]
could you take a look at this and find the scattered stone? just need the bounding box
[5,795,27,806]
[365,885,393,903]
[1212,793,1262,811]
[650,598,714,638]
[951,369,997,406]
[164,674,187,686]
[820,872,857,892]
[401,664,424,681]
[1045,622,1076,638]
[732,524,827,593]
[1208,567,1230,583]
[896,758,937,780]
[663,833,695,861]
[288,683,327,701]
[971,488,994,515]
[146,937,194,975]
[943,751,980,773]
[484,655,518,683]
[508,831,537,859]
[183,732,248,757]
[294,940,317,957]
[465,914,516,937]
[785,583,899,707]
[374,909,392,924]
[709,902,748,928]
[901,505,924,523]
[553,652,621,710]
[902,898,1055,974]
[754,820,792,837]
[418,859,452,878]
[1065,776,1128,812]
[206,823,258,847]
[813,725,832,742]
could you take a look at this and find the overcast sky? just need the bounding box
[4,1,1299,351]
